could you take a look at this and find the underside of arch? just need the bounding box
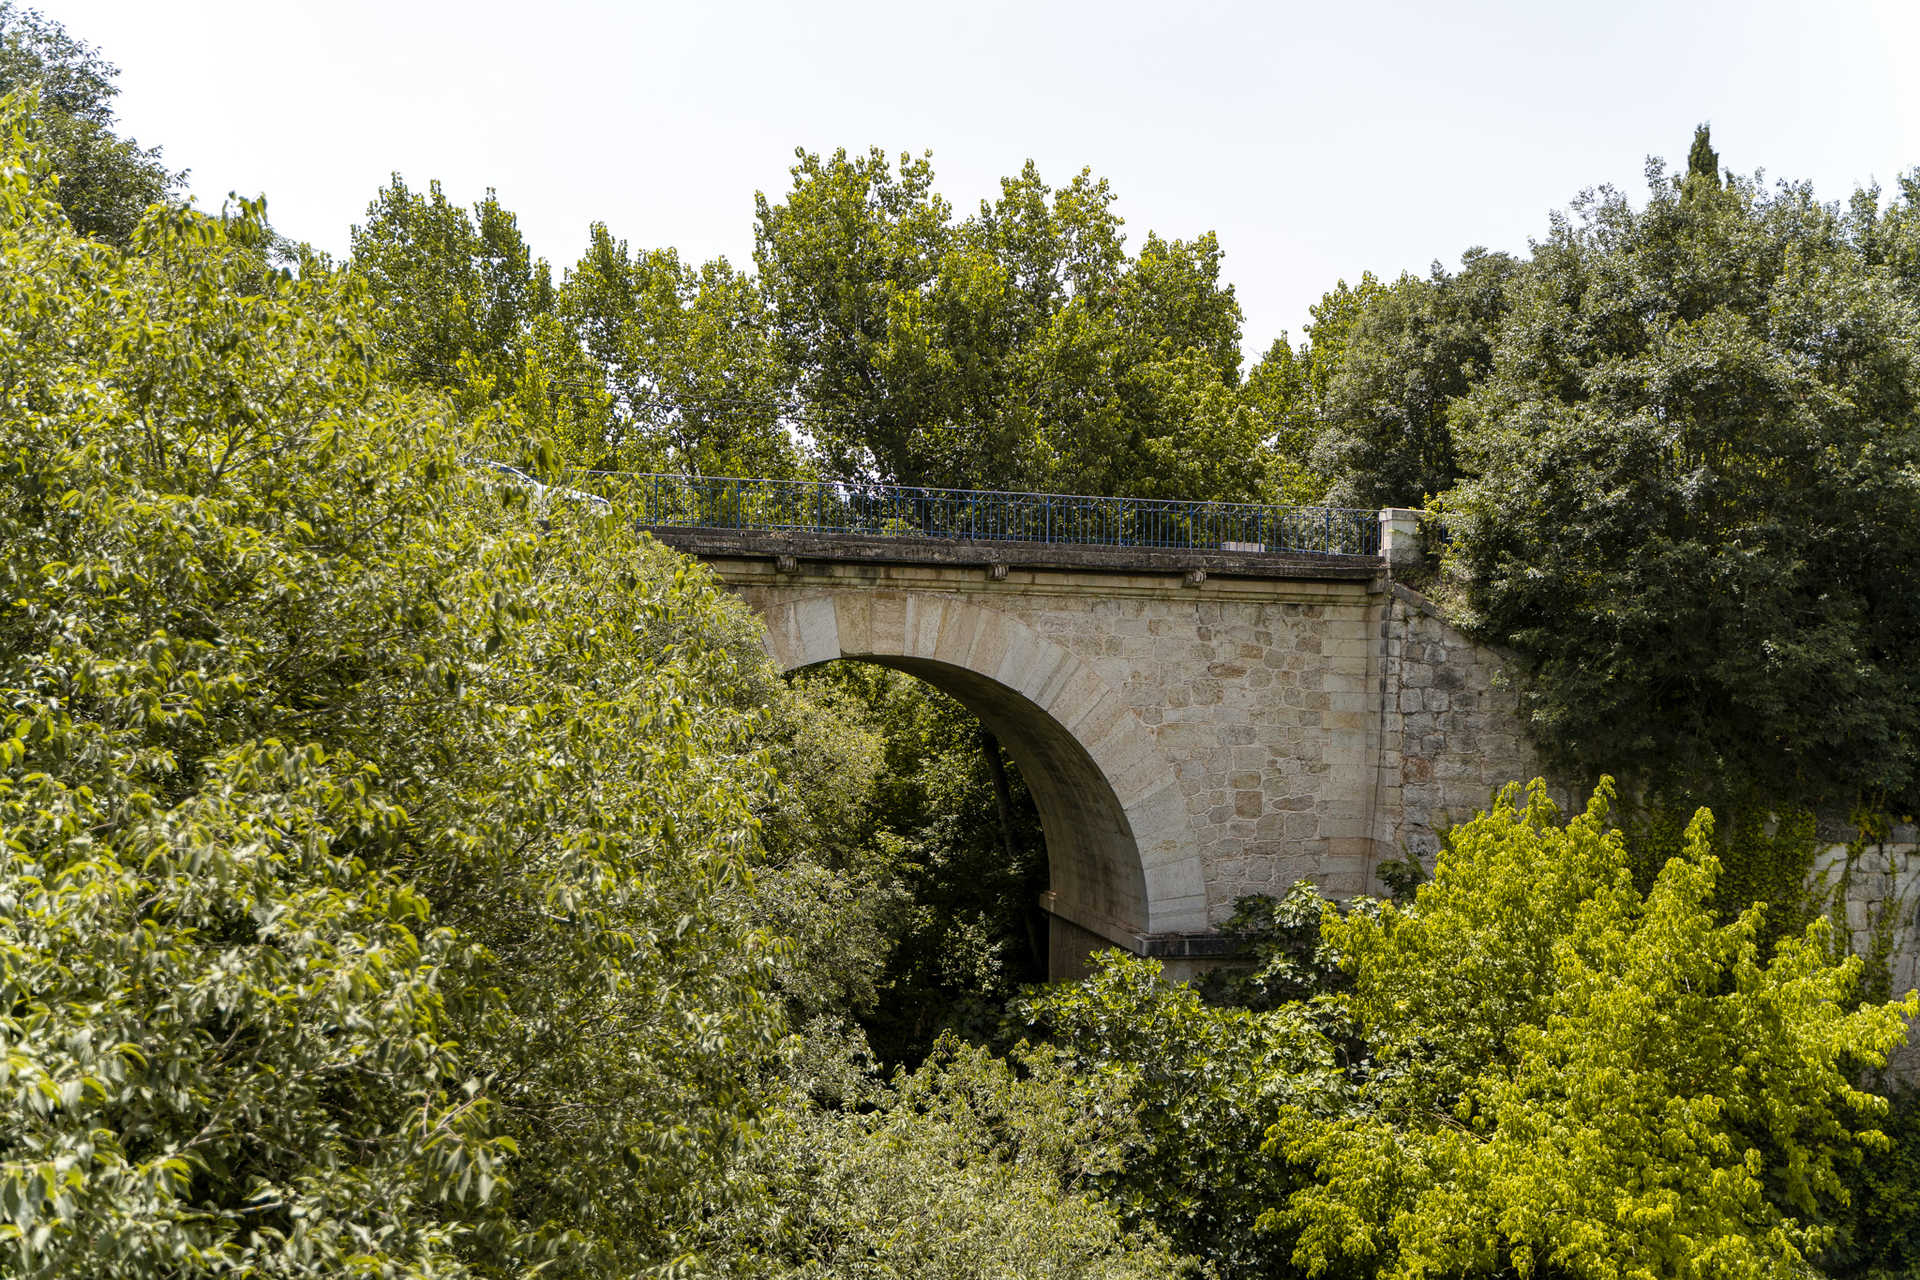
[865,654,1147,945]
[757,590,1207,974]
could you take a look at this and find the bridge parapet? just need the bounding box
[645,524,1383,584]
[570,470,1383,559]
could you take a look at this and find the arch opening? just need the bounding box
[753,588,1207,978]
[813,654,1150,979]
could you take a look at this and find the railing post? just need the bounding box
[1379,508,1420,566]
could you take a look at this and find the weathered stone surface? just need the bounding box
[660,529,1918,1025]
[1808,841,1920,1079]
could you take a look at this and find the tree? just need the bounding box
[1310,249,1518,509]
[1242,333,1324,503]
[701,1038,1194,1277]
[348,176,555,402]
[0,109,790,1276]
[754,147,968,484]
[1022,949,1350,1279]
[1272,781,1917,1279]
[556,224,798,475]
[1850,165,1920,315]
[1688,121,1722,186]
[1444,146,1920,811]
[1018,229,1264,500]
[0,5,178,242]
[755,149,1263,498]
[1242,272,1389,504]
[789,663,1049,1066]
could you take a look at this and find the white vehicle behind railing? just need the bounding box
[472,459,613,515]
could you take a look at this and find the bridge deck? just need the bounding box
[644,526,1382,581]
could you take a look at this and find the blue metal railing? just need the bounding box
[566,471,1381,558]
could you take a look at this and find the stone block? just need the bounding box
[1151,893,1212,933]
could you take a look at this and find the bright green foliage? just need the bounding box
[0,6,177,243]
[1620,801,1822,954]
[1024,951,1349,1279]
[0,106,788,1276]
[1445,149,1920,811]
[1272,781,1918,1279]
[349,176,555,402]
[556,225,798,475]
[1242,272,1387,504]
[755,149,1262,497]
[705,1038,1193,1278]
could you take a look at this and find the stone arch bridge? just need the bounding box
[640,498,1542,980]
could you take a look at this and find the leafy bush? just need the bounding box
[0,100,788,1277]
[704,1036,1193,1279]
[1272,781,1918,1279]
[1197,881,1357,1012]
[1023,951,1349,1278]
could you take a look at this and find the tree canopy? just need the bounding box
[5,19,1920,1272]
[1444,146,1920,810]
[0,4,177,242]
[754,148,1264,497]
[0,105,793,1275]
[1274,783,1917,1279]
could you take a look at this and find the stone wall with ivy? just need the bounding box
[1815,839,1920,1078]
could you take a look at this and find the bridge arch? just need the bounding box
[756,590,1207,968]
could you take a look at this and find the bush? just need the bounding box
[1272,781,1919,1279]
[0,99,787,1277]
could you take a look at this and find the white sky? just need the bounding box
[46,0,1920,358]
